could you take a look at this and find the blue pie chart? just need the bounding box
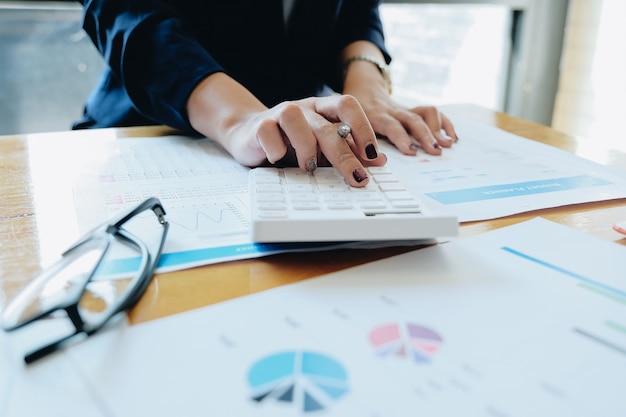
[248,350,349,412]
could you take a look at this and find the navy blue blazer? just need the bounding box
[75,0,390,132]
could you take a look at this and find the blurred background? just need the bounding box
[0,0,623,143]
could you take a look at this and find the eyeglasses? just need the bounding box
[1,197,169,364]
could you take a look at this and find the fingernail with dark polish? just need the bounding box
[306,157,317,172]
[432,141,440,149]
[366,144,378,159]
[352,168,368,183]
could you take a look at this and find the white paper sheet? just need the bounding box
[383,117,626,221]
[5,218,623,416]
[0,320,114,417]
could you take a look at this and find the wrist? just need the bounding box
[342,55,392,95]
[187,72,266,139]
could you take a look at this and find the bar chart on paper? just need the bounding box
[248,351,349,413]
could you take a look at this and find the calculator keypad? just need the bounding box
[249,166,458,242]
[252,167,421,218]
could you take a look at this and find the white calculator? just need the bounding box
[249,166,458,242]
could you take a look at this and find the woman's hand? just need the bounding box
[344,81,458,156]
[341,42,458,156]
[187,73,387,187]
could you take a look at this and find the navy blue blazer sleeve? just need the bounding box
[328,0,391,92]
[77,0,390,131]
[80,0,221,130]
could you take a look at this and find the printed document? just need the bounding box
[383,117,626,221]
[4,218,624,416]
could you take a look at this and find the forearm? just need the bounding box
[341,41,391,97]
[186,73,268,158]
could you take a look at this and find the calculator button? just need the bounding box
[258,202,287,210]
[292,202,321,210]
[360,201,388,209]
[322,193,350,202]
[318,183,348,192]
[379,183,406,191]
[384,191,415,200]
[256,183,283,192]
[371,173,400,183]
[257,210,288,219]
[327,202,355,209]
[254,173,281,183]
[257,193,285,202]
[314,173,343,183]
[287,184,313,192]
[391,200,421,209]
[349,185,379,194]
[290,193,318,202]
[284,171,311,183]
[353,192,383,201]
[255,177,281,184]
[367,166,392,175]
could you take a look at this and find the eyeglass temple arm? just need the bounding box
[24,329,88,364]
[62,198,166,256]
[111,198,167,230]
[23,304,87,364]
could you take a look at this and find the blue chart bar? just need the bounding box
[425,175,612,204]
[99,240,345,275]
[501,246,626,299]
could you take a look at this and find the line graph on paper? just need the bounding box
[169,202,249,233]
[165,200,250,239]
[100,183,252,248]
[72,136,258,270]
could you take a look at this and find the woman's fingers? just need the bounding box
[255,96,389,187]
[274,103,319,172]
[441,113,459,142]
[313,95,386,165]
[256,102,320,172]
[415,106,454,148]
[371,106,458,155]
[310,117,372,186]
[254,98,457,185]
[310,96,392,186]
[376,112,441,155]
[255,118,288,164]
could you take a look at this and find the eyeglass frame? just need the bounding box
[1,197,169,364]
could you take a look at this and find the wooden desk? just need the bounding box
[2,104,626,326]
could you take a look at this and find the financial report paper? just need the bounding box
[3,218,625,416]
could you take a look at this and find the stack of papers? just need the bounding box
[3,218,626,416]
